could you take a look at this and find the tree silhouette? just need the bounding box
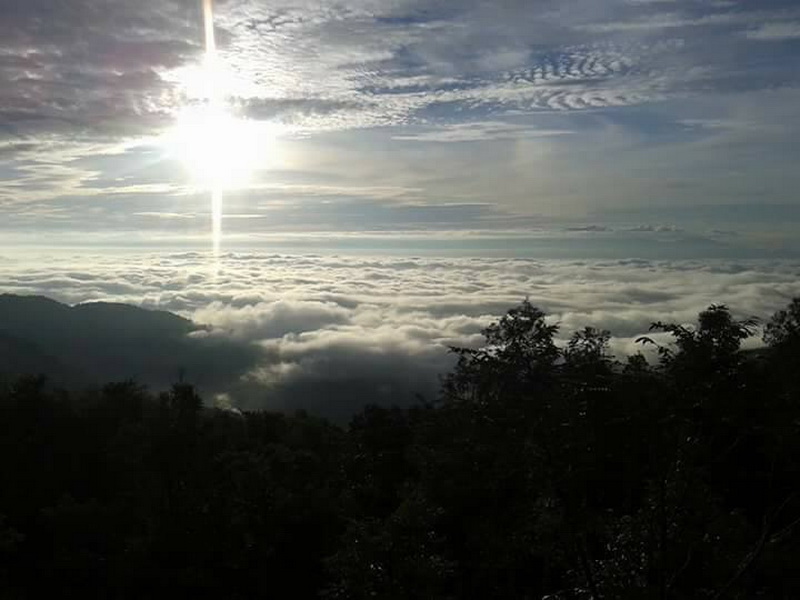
[1,298,800,598]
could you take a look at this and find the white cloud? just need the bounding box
[745,22,800,41]
[1,250,798,417]
[577,12,738,33]
[393,122,574,143]
[194,299,351,340]
[577,9,800,34]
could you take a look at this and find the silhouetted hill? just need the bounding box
[0,294,259,392]
[0,331,67,383]
[0,294,195,340]
[71,300,196,337]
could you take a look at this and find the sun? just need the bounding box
[166,104,278,191]
[163,0,279,191]
[160,0,285,259]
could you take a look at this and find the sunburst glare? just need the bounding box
[161,0,282,262]
[168,105,273,190]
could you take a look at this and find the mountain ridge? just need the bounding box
[0,294,256,392]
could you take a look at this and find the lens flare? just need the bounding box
[170,106,264,190]
[164,0,280,264]
[203,0,223,262]
[203,0,216,58]
[211,188,222,257]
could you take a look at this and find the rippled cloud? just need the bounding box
[2,0,800,235]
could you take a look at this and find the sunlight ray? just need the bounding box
[204,0,222,263]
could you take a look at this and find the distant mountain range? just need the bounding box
[0,294,259,393]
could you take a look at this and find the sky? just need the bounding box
[1,0,800,413]
[1,0,799,256]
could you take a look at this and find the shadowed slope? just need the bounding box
[0,294,259,392]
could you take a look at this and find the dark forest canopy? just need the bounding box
[2,298,800,598]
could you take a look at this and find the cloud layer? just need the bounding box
[2,0,799,237]
[3,0,798,135]
[1,251,797,418]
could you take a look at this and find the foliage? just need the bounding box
[764,297,800,348]
[1,299,799,598]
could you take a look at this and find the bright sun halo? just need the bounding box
[167,104,276,191]
[166,0,279,193]
[162,0,284,260]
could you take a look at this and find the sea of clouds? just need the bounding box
[2,251,798,418]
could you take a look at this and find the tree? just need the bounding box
[2,298,800,599]
[642,304,757,373]
[443,299,559,406]
[764,297,800,348]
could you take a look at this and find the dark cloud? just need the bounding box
[624,224,683,233]
[566,225,612,232]
[0,0,201,138]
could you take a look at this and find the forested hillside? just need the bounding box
[0,294,259,392]
[2,299,799,599]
